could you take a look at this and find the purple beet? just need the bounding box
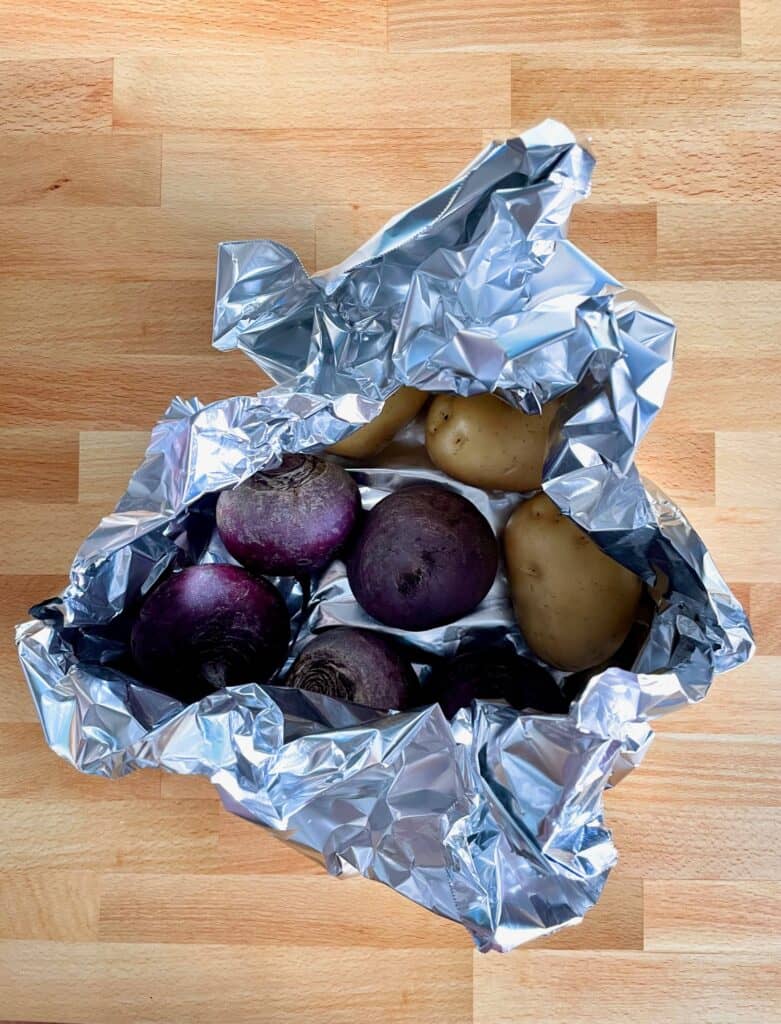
[346,483,498,631]
[216,454,360,576]
[131,563,290,704]
[424,648,569,719]
[284,627,417,711]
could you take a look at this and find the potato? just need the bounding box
[504,493,643,673]
[425,393,560,492]
[330,387,428,459]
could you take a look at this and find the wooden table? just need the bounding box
[1,3,780,1021]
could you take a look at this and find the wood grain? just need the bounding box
[79,430,154,502]
[388,0,741,53]
[644,880,781,953]
[740,0,781,58]
[162,129,485,211]
[0,58,112,131]
[97,871,466,947]
[113,52,510,130]
[474,951,781,1024]
[510,57,781,130]
[750,589,781,655]
[0,354,264,431]
[0,428,80,502]
[0,575,66,723]
[0,0,388,55]
[0,206,315,280]
[0,279,216,355]
[0,941,473,1024]
[583,129,781,203]
[0,133,161,206]
[0,3,779,1022]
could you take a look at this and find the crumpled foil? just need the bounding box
[16,120,753,953]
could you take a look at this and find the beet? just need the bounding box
[131,564,290,704]
[346,483,498,631]
[216,454,360,576]
[284,627,417,711]
[424,648,569,718]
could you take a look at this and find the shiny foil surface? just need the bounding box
[16,120,753,952]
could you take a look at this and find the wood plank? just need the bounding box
[728,582,752,620]
[631,280,781,358]
[474,950,781,1024]
[636,431,714,506]
[0,133,161,207]
[162,129,484,212]
[0,206,315,280]
[0,58,112,131]
[0,940,473,1024]
[606,788,781,881]
[0,798,220,871]
[656,203,781,279]
[564,202,658,280]
[0,501,130,574]
[0,575,66,724]
[511,57,781,130]
[652,657,781,736]
[715,432,781,507]
[389,0,740,53]
[98,871,467,948]
[315,205,399,271]
[0,0,387,56]
[610,735,781,805]
[114,52,510,130]
[657,358,781,431]
[531,872,643,950]
[584,129,781,203]
[644,880,781,952]
[739,0,781,59]
[78,431,150,503]
[3,352,265,431]
[0,279,215,356]
[0,429,79,503]
[217,809,325,876]
[674,504,781,584]
[0,724,161,800]
[749,587,781,655]
[0,870,100,941]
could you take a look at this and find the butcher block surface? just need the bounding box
[1,1,780,1021]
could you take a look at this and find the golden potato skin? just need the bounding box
[425,393,560,492]
[330,387,428,459]
[504,493,643,672]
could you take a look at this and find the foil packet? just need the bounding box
[16,120,753,952]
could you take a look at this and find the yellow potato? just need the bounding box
[425,393,560,492]
[330,387,428,459]
[504,493,643,672]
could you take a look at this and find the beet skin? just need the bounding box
[285,627,417,711]
[131,563,290,704]
[346,483,498,630]
[216,454,360,576]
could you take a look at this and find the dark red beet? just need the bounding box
[424,649,569,718]
[216,454,360,576]
[346,483,498,631]
[284,627,417,711]
[131,564,290,704]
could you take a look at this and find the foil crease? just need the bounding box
[16,120,752,953]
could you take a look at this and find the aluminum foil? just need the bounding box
[16,120,753,953]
